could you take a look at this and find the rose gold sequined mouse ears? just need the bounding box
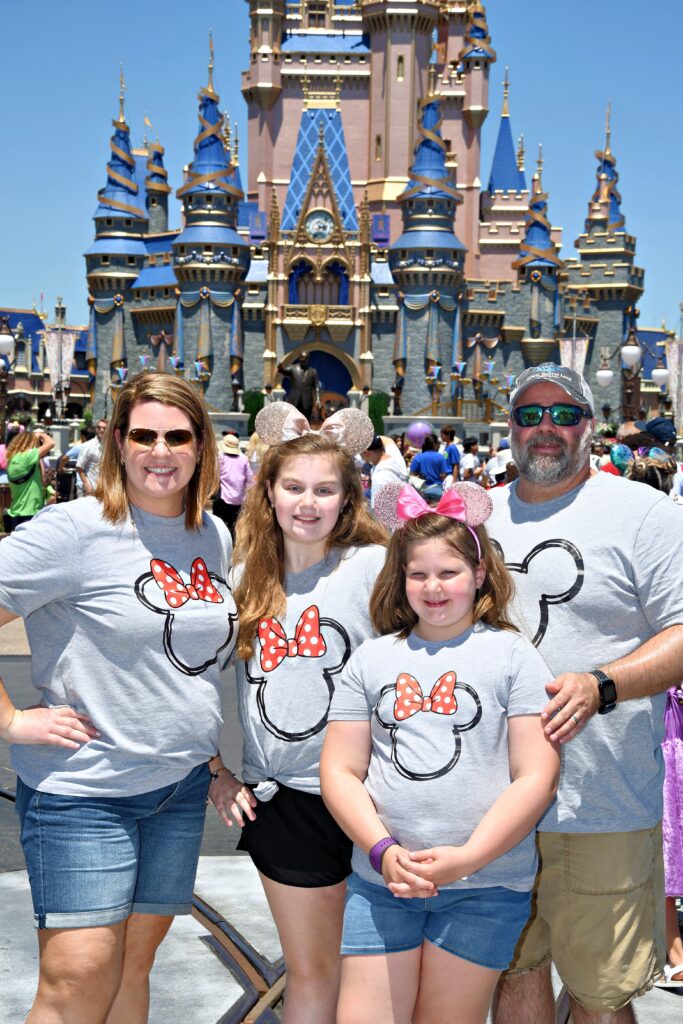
[373,481,493,533]
[255,401,375,457]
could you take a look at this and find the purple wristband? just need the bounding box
[369,837,399,874]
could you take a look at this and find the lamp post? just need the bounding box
[0,317,17,443]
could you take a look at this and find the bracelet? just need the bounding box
[209,765,229,781]
[369,836,399,874]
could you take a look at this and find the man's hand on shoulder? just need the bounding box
[542,673,600,743]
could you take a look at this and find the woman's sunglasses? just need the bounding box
[126,427,196,450]
[512,404,592,428]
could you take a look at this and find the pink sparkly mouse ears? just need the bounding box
[255,401,375,457]
[374,482,492,559]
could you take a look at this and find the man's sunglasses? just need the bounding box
[126,427,196,450]
[512,404,592,428]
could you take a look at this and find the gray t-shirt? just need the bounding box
[0,498,237,797]
[329,624,552,891]
[234,544,386,795]
[76,436,102,489]
[488,472,683,833]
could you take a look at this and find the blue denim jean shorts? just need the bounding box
[15,762,210,929]
[341,871,531,971]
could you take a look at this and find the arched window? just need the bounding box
[397,55,405,82]
[375,134,382,161]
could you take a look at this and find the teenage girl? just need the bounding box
[209,402,387,1024]
[321,483,560,1024]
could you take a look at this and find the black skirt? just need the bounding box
[237,782,352,888]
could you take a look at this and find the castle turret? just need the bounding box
[513,147,563,363]
[84,70,147,412]
[173,39,250,404]
[479,68,531,279]
[563,108,644,410]
[144,126,171,234]
[389,80,465,413]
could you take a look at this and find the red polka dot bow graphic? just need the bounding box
[150,558,225,608]
[394,672,458,720]
[258,605,327,673]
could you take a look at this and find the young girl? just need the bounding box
[209,401,387,1024]
[321,483,560,1024]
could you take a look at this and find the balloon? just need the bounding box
[405,421,435,447]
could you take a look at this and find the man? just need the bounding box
[488,363,683,1024]
[460,436,482,481]
[76,419,107,496]
[439,425,461,478]
[277,351,320,421]
[361,434,408,509]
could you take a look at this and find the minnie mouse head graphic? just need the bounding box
[135,557,237,676]
[375,670,482,781]
[246,604,350,742]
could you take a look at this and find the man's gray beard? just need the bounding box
[511,427,593,486]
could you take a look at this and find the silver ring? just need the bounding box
[571,714,580,728]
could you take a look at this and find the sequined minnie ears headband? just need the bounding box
[255,401,375,457]
[374,482,493,560]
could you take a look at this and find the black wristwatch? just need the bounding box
[591,670,618,715]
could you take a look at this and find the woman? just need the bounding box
[213,432,253,539]
[0,372,239,1024]
[5,429,55,531]
[210,402,387,1024]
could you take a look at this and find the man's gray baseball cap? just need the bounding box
[510,362,595,416]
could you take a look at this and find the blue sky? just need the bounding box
[1,1,680,331]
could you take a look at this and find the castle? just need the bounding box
[84,1,670,429]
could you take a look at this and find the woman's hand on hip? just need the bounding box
[2,705,100,748]
[209,769,257,828]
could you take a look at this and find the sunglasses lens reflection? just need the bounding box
[127,428,194,449]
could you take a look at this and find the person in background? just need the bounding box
[76,418,107,496]
[5,430,55,532]
[361,434,409,509]
[440,425,461,478]
[409,435,449,501]
[213,433,253,540]
[460,437,482,482]
[245,431,269,477]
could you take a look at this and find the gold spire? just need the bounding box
[534,143,544,192]
[233,121,240,166]
[517,133,525,172]
[428,63,437,99]
[604,101,612,157]
[502,66,510,117]
[118,65,126,124]
[207,32,215,95]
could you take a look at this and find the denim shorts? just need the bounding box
[341,871,531,971]
[15,762,210,929]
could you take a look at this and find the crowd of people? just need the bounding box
[0,361,681,1024]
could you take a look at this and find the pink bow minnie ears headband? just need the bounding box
[375,482,493,560]
[255,401,375,457]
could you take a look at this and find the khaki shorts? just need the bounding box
[507,826,665,1012]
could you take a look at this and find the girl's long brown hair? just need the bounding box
[369,513,517,638]
[95,371,219,530]
[233,433,387,659]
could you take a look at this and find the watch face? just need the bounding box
[305,209,335,243]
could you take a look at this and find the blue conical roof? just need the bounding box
[589,147,625,232]
[488,112,526,193]
[399,98,459,203]
[177,85,243,200]
[513,163,562,270]
[459,2,496,61]
[95,112,146,220]
[145,141,171,195]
